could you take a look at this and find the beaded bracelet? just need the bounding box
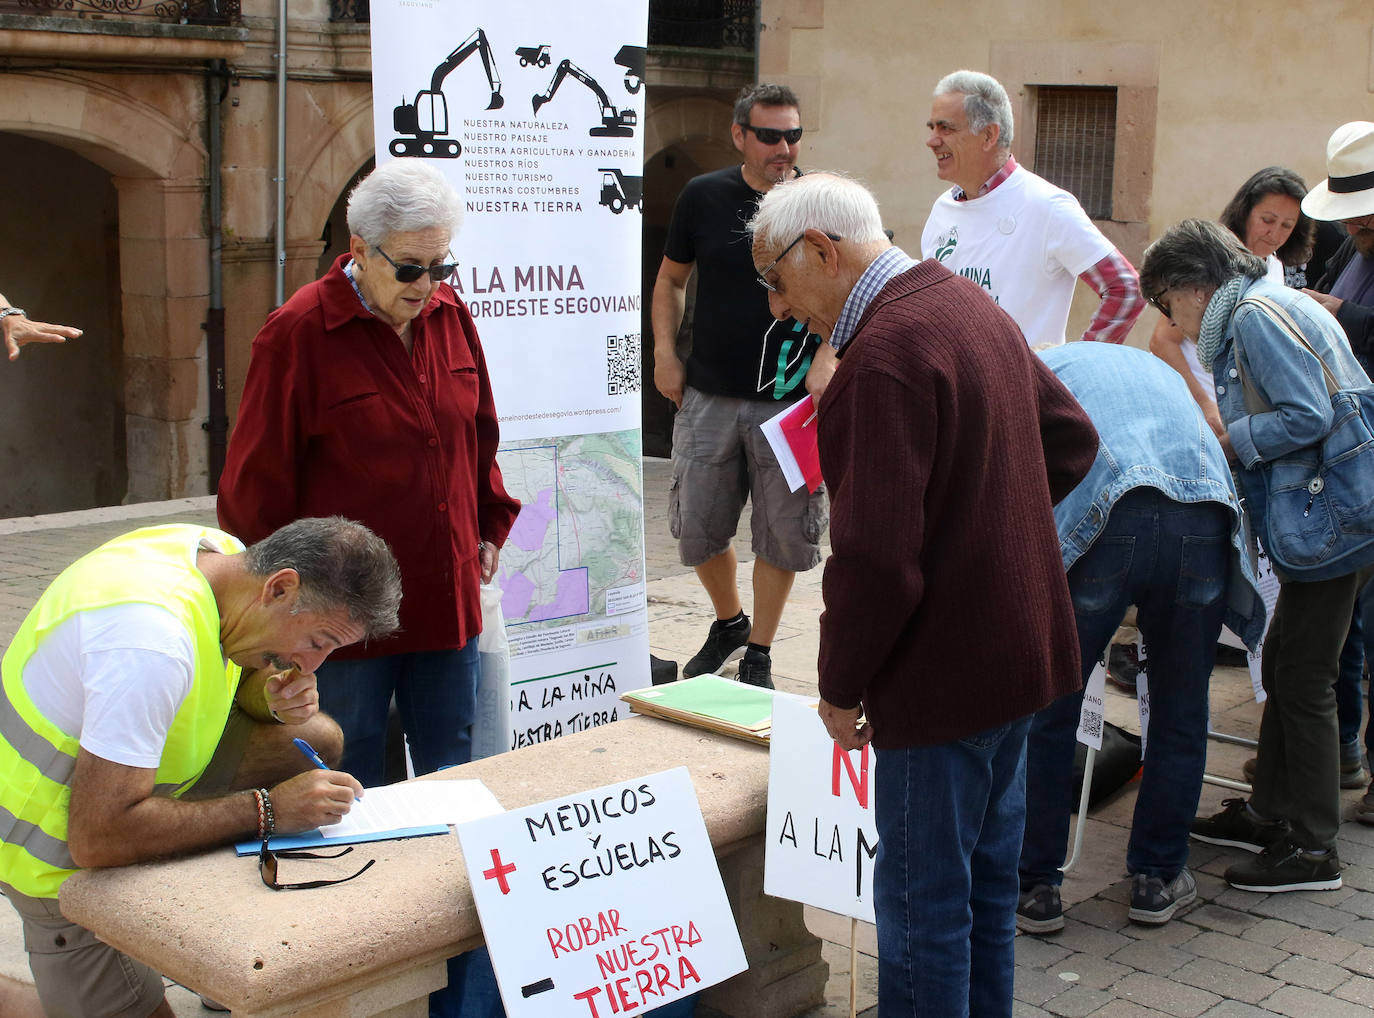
[259,787,276,838]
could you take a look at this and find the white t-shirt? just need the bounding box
[921,165,1115,347]
[1179,255,1284,394]
[22,534,228,770]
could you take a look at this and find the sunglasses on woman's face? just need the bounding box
[374,246,459,284]
[258,840,376,891]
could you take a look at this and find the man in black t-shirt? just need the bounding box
[651,83,828,690]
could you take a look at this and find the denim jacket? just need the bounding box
[1214,277,1370,470]
[1043,343,1266,650]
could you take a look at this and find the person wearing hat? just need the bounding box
[1300,122,1374,829]
[1301,121,1374,361]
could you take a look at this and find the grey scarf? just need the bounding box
[1196,276,1246,371]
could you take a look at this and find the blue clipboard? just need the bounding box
[234,823,450,856]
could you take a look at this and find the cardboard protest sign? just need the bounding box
[764,696,877,923]
[456,766,745,1016]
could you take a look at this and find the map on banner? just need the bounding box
[496,430,644,628]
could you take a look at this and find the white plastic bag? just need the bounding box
[470,583,511,760]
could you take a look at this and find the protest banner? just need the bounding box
[370,0,651,752]
[457,767,746,1016]
[764,696,877,924]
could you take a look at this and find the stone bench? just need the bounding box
[60,716,828,1018]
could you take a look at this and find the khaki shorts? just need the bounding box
[669,386,828,572]
[4,886,164,1018]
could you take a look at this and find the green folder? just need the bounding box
[623,674,776,731]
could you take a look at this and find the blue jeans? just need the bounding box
[872,717,1031,1018]
[1335,581,1374,758]
[1020,489,1230,886]
[316,642,479,788]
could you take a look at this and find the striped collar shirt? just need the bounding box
[342,258,374,313]
[953,155,1018,202]
[830,246,917,352]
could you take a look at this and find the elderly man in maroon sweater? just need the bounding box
[750,173,1098,1017]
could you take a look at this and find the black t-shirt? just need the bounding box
[663,165,819,401]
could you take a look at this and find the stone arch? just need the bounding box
[287,92,377,245]
[0,73,204,180]
[644,95,738,167]
[0,73,210,503]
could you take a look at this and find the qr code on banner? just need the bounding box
[606,333,641,395]
[1079,712,1103,742]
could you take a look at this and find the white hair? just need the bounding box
[747,173,887,261]
[934,70,1014,150]
[346,158,463,246]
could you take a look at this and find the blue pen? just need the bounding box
[293,737,329,770]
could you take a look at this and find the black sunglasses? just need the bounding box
[259,840,376,891]
[374,246,458,284]
[1148,293,1172,320]
[741,123,803,146]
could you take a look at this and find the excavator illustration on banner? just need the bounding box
[614,44,645,94]
[530,58,636,138]
[390,28,503,158]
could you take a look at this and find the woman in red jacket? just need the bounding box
[217,157,520,788]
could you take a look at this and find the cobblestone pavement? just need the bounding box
[4,466,1374,1017]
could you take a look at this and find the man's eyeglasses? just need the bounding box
[741,123,803,146]
[259,840,375,891]
[755,232,841,293]
[374,246,458,284]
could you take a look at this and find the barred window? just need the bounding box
[1033,86,1117,220]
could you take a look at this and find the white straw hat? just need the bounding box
[1301,121,1374,221]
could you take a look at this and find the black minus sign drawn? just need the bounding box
[522,977,555,997]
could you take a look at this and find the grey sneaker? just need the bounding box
[1225,836,1342,892]
[1190,798,1287,853]
[1015,883,1063,934]
[683,614,751,677]
[1340,742,1369,789]
[1356,782,1374,826]
[1128,868,1197,925]
[736,650,774,689]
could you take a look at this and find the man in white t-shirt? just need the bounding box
[0,517,401,1018]
[921,70,1144,347]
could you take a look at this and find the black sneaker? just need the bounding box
[683,614,751,677]
[1190,798,1287,853]
[1128,868,1196,925]
[736,651,774,689]
[1225,837,1342,892]
[1015,883,1063,934]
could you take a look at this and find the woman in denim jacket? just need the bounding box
[1141,218,1371,894]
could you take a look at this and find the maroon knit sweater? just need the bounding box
[816,260,1098,749]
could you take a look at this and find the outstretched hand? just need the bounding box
[5,314,82,361]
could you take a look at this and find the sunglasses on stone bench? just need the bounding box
[258,840,376,891]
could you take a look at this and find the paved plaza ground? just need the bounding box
[4,460,1374,1016]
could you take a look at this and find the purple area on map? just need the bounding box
[525,567,590,622]
[507,488,555,552]
[501,572,536,621]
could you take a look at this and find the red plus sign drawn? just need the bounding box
[483,848,517,894]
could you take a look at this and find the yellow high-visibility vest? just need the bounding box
[0,525,242,898]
